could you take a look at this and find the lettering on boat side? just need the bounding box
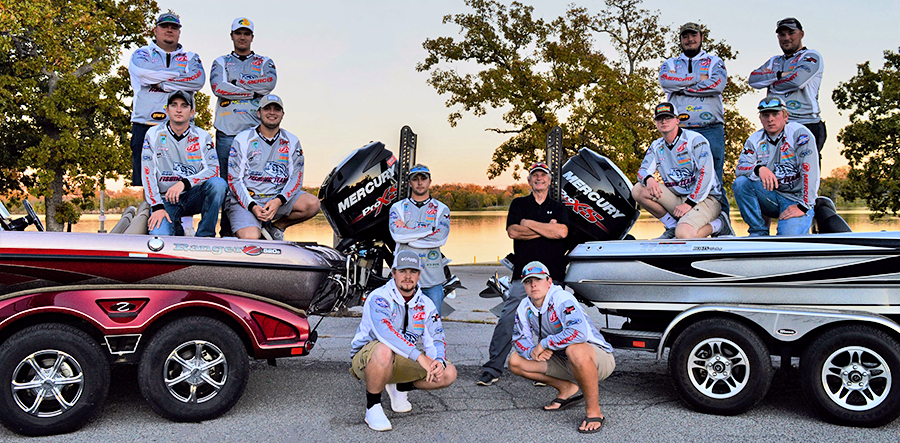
[777,329,797,336]
[172,243,282,256]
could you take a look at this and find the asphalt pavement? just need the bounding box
[1,265,898,442]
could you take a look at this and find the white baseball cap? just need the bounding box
[231,17,254,33]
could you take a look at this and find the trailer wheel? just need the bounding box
[669,318,773,415]
[0,324,110,436]
[138,317,249,422]
[800,325,900,427]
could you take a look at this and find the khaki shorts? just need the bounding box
[545,345,616,383]
[350,340,429,384]
[224,190,305,232]
[651,185,721,231]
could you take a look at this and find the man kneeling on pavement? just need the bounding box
[509,261,615,434]
[349,250,457,431]
[632,102,733,239]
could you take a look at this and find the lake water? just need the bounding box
[52,210,900,265]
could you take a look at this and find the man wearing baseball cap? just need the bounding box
[389,164,452,315]
[508,261,615,433]
[129,11,206,187]
[224,95,320,240]
[209,17,278,181]
[141,91,226,237]
[633,102,732,239]
[349,250,457,431]
[732,96,819,236]
[659,22,729,207]
[479,160,570,386]
[749,17,825,168]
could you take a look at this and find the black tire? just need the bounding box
[0,323,110,436]
[668,318,773,415]
[800,325,900,427]
[138,316,249,422]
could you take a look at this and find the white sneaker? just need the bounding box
[365,404,392,431]
[385,383,412,412]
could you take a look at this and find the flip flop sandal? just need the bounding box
[542,393,584,411]
[577,415,606,434]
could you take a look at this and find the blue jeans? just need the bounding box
[482,280,526,377]
[732,176,814,236]
[149,177,227,237]
[131,123,153,186]
[421,285,445,316]
[215,131,235,180]
[693,123,729,210]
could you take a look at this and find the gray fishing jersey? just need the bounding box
[210,52,278,136]
[749,48,824,124]
[141,123,219,211]
[736,122,820,211]
[129,41,205,125]
[227,127,304,210]
[513,284,613,359]
[349,279,447,362]
[637,129,721,205]
[659,50,727,127]
[389,198,451,288]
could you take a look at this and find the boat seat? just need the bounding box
[109,206,136,234]
[122,201,151,235]
[812,197,852,234]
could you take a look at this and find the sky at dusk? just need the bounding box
[121,0,899,189]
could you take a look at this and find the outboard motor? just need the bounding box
[560,148,640,245]
[813,196,852,234]
[319,141,399,250]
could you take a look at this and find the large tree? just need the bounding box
[833,49,900,217]
[419,0,753,186]
[0,0,157,230]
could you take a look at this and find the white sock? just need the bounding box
[660,214,677,229]
[709,218,722,232]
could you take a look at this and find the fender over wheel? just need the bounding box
[0,324,110,436]
[668,318,773,415]
[801,324,900,427]
[138,316,249,422]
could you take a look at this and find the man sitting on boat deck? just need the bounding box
[632,102,732,239]
[142,91,226,237]
[508,261,615,434]
[349,250,457,431]
[224,94,320,240]
[733,96,819,236]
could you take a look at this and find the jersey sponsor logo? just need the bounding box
[152,112,166,120]
[679,113,690,121]
[220,100,231,108]
[802,162,811,172]
[773,163,800,185]
[186,143,200,152]
[562,170,627,219]
[787,100,802,110]
[664,168,695,188]
[374,297,390,309]
[264,161,288,178]
[251,140,259,150]
[676,142,687,153]
[760,142,768,152]
[566,318,582,327]
[677,156,691,166]
[804,56,818,63]
[685,105,703,112]
[229,146,238,157]
[549,330,579,348]
[160,135,167,145]
[700,112,714,121]
[549,309,563,333]
[278,145,290,153]
[564,305,575,314]
[172,162,197,177]
[380,318,415,347]
[799,149,813,158]
[797,134,810,146]
[661,73,693,82]
[142,154,152,161]
[427,250,439,261]
[698,151,709,159]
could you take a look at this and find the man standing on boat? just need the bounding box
[508,261,615,434]
[224,95,320,240]
[350,250,457,432]
[733,97,819,236]
[142,91,226,237]
[632,103,732,239]
[129,12,206,187]
[749,17,825,168]
[210,17,278,236]
[389,164,451,316]
[478,162,569,386]
[659,22,729,209]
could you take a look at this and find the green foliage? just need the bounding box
[194,91,213,131]
[0,0,158,230]
[833,50,900,217]
[418,0,753,186]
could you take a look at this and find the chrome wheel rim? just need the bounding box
[821,346,891,411]
[687,338,750,399]
[11,350,84,417]
[163,340,228,404]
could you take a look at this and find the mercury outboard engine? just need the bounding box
[560,148,640,245]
